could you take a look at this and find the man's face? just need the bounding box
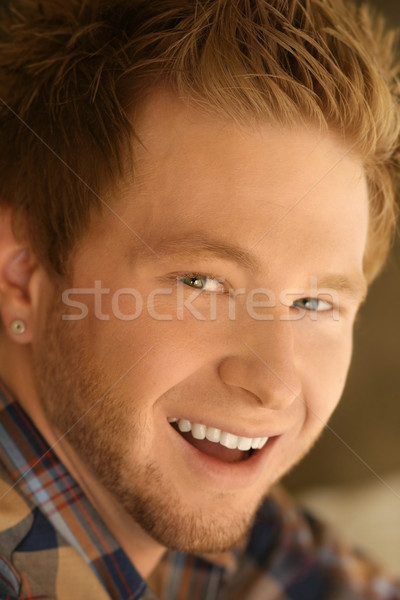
[34,90,369,553]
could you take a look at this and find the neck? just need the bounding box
[51,431,167,578]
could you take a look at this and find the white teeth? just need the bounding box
[177,419,191,433]
[253,436,269,450]
[205,427,221,443]
[237,436,252,451]
[191,423,206,440]
[220,432,238,449]
[171,418,269,451]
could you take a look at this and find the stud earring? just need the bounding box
[10,320,26,335]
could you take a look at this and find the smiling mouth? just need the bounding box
[168,418,269,463]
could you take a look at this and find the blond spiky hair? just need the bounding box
[0,0,399,281]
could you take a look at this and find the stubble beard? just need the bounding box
[32,288,260,554]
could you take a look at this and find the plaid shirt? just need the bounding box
[0,381,399,600]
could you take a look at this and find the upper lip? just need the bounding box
[167,415,283,439]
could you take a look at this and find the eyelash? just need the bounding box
[174,272,335,312]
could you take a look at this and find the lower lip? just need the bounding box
[167,423,279,490]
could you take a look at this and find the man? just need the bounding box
[0,0,399,598]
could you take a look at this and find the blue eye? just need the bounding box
[293,297,332,312]
[178,274,226,293]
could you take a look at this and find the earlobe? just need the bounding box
[0,208,38,344]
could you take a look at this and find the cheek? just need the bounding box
[79,310,217,407]
[298,324,354,425]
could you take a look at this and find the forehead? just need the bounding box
[113,90,369,279]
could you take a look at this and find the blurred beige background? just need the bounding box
[284,0,400,573]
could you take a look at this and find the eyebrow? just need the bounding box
[316,273,368,303]
[140,233,368,301]
[148,233,262,272]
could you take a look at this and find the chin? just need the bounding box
[112,467,259,554]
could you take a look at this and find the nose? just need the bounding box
[218,316,302,410]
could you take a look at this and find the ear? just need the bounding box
[0,207,41,344]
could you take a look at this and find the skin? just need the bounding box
[0,89,369,579]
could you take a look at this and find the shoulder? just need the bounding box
[246,486,400,600]
[0,555,20,598]
[0,466,34,598]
